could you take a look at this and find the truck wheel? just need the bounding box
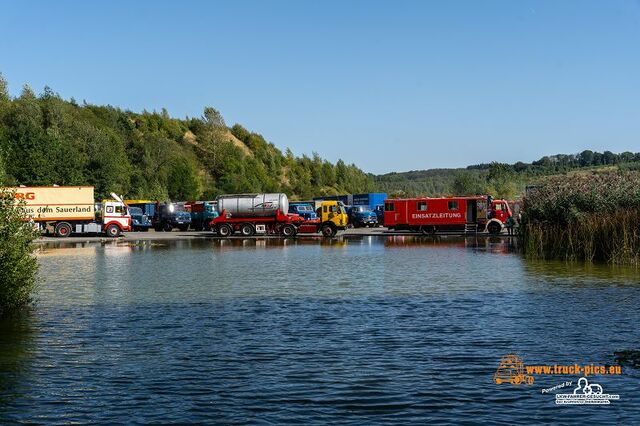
[54,222,73,238]
[281,224,296,237]
[105,224,121,238]
[321,224,337,237]
[218,224,233,238]
[420,226,435,235]
[240,223,255,237]
[163,224,173,232]
[153,225,163,232]
[488,222,502,235]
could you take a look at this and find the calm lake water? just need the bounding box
[1,236,639,424]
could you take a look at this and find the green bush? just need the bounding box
[0,188,39,316]
[521,172,640,264]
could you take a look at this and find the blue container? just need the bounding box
[352,193,387,210]
[313,193,387,210]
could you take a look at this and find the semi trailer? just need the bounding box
[210,193,348,237]
[383,195,512,235]
[7,186,131,237]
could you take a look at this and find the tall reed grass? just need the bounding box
[521,172,640,265]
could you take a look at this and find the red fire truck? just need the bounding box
[383,195,512,235]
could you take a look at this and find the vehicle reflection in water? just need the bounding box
[381,235,518,253]
[37,235,519,252]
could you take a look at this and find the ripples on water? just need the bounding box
[1,236,639,424]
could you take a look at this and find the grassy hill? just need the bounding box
[2,75,638,203]
[0,75,374,200]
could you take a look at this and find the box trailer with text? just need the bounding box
[383,195,512,235]
[7,186,132,237]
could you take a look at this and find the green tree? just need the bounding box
[486,162,518,199]
[84,128,131,199]
[453,172,485,195]
[199,107,230,176]
[0,188,39,316]
[167,158,200,200]
[0,148,5,182]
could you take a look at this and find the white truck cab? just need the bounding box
[99,198,132,237]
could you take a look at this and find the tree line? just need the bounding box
[0,75,374,201]
[376,149,640,200]
[468,150,640,173]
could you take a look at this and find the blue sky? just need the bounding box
[1,1,639,174]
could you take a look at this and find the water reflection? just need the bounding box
[38,235,522,252]
[15,235,640,423]
[0,312,36,409]
[523,259,640,286]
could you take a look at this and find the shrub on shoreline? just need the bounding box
[521,172,640,264]
[0,188,39,316]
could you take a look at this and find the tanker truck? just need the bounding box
[209,193,348,237]
[6,186,131,237]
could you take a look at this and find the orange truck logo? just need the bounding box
[15,192,36,200]
[494,354,535,385]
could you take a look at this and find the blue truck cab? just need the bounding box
[153,202,192,232]
[374,204,384,226]
[189,201,219,231]
[288,202,318,221]
[347,205,379,228]
[129,206,153,232]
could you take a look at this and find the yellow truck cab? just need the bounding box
[317,200,348,237]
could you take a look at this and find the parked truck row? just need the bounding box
[5,187,514,238]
